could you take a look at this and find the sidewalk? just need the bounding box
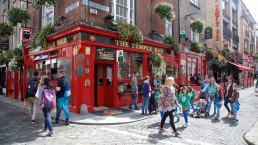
[245,121,258,145]
[0,95,155,125]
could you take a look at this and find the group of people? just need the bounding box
[24,70,71,137]
[129,73,240,136]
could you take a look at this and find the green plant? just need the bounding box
[149,53,164,68]
[0,22,14,40]
[31,0,56,9]
[191,42,203,53]
[164,36,180,55]
[31,25,54,49]
[190,19,204,34]
[9,56,23,72]
[8,7,30,26]
[154,2,175,21]
[116,21,143,43]
[207,50,227,68]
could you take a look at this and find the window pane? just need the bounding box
[118,52,130,78]
[106,66,112,86]
[132,53,143,78]
[51,59,58,81]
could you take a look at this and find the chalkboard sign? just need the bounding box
[205,27,212,39]
[96,47,115,61]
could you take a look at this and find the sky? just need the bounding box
[243,0,258,24]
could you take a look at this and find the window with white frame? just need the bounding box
[191,30,199,42]
[3,10,8,22]
[165,21,173,36]
[111,0,135,25]
[42,5,54,27]
[191,0,199,6]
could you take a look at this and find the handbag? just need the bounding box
[215,103,222,109]
[232,102,240,111]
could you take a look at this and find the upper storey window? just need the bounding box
[111,0,135,25]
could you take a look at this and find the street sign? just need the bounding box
[117,50,123,62]
[0,40,9,50]
[180,30,185,38]
[205,27,212,39]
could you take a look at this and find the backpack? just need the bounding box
[28,79,39,97]
[63,79,71,97]
[42,89,56,108]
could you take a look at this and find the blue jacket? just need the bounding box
[201,80,210,90]
[142,81,151,97]
[202,83,218,95]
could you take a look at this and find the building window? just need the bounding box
[244,40,249,52]
[42,5,54,27]
[190,0,199,7]
[191,30,199,43]
[165,21,173,36]
[3,10,7,22]
[188,58,197,84]
[132,53,143,78]
[118,51,130,78]
[111,0,135,25]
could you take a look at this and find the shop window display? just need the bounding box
[132,53,143,78]
[118,51,130,78]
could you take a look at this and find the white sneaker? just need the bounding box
[183,123,188,128]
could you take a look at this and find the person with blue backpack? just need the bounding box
[55,69,71,126]
[36,76,56,137]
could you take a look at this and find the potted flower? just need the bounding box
[154,2,175,21]
[9,56,23,72]
[8,7,30,26]
[31,0,56,9]
[31,25,54,49]
[191,42,203,53]
[149,53,164,68]
[0,22,14,40]
[190,19,204,34]
[164,36,180,55]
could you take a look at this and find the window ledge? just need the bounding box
[190,2,200,9]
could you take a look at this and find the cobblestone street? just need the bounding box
[1,86,258,145]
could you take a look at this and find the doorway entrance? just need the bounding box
[94,64,114,107]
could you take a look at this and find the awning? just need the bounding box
[228,61,253,71]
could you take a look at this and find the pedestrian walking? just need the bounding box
[141,76,152,115]
[178,86,190,128]
[231,83,240,123]
[213,85,223,120]
[224,76,234,118]
[158,77,180,136]
[55,70,71,125]
[188,86,196,111]
[25,71,40,123]
[36,77,56,137]
[129,72,140,110]
[154,75,161,88]
[155,85,164,119]
[202,77,218,115]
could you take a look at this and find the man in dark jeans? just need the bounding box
[55,69,70,125]
[129,72,140,110]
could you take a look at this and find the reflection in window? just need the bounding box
[98,66,103,86]
[44,60,51,78]
[118,52,130,78]
[132,53,143,78]
[106,66,112,86]
[51,59,58,81]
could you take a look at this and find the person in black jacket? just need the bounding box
[214,85,223,120]
[224,76,233,118]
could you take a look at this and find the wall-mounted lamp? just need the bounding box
[185,12,198,20]
[149,30,165,37]
[53,16,66,26]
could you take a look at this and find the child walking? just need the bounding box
[214,85,223,120]
[178,86,190,127]
[155,86,164,119]
[231,83,240,123]
[188,86,196,111]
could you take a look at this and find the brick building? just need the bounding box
[6,0,182,114]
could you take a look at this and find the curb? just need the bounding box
[244,121,258,145]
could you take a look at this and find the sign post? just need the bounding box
[117,50,123,62]
[180,30,185,38]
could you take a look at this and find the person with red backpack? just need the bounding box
[55,69,71,126]
[36,77,56,137]
[25,71,40,123]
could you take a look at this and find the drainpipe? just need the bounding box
[178,0,180,43]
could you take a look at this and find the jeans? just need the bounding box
[183,110,188,124]
[207,95,216,114]
[224,96,231,113]
[142,95,150,114]
[129,91,139,109]
[215,106,220,118]
[43,108,53,132]
[160,111,164,119]
[190,100,194,109]
[232,109,237,120]
[28,97,37,121]
[174,107,180,120]
[160,111,177,132]
[56,96,70,121]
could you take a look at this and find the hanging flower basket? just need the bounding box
[9,56,23,72]
[31,25,54,49]
[190,19,204,34]
[116,21,143,44]
[164,36,180,55]
[31,0,56,9]
[0,22,14,40]
[191,42,203,53]
[154,2,175,21]
[8,7,30,26]
[149,53,164,68]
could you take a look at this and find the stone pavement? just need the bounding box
[245,121,258,145]
[0,95,153,125]
[0,86,258,145]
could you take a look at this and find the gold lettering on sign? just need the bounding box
[97,48,114,60]
[57,38,67,46]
